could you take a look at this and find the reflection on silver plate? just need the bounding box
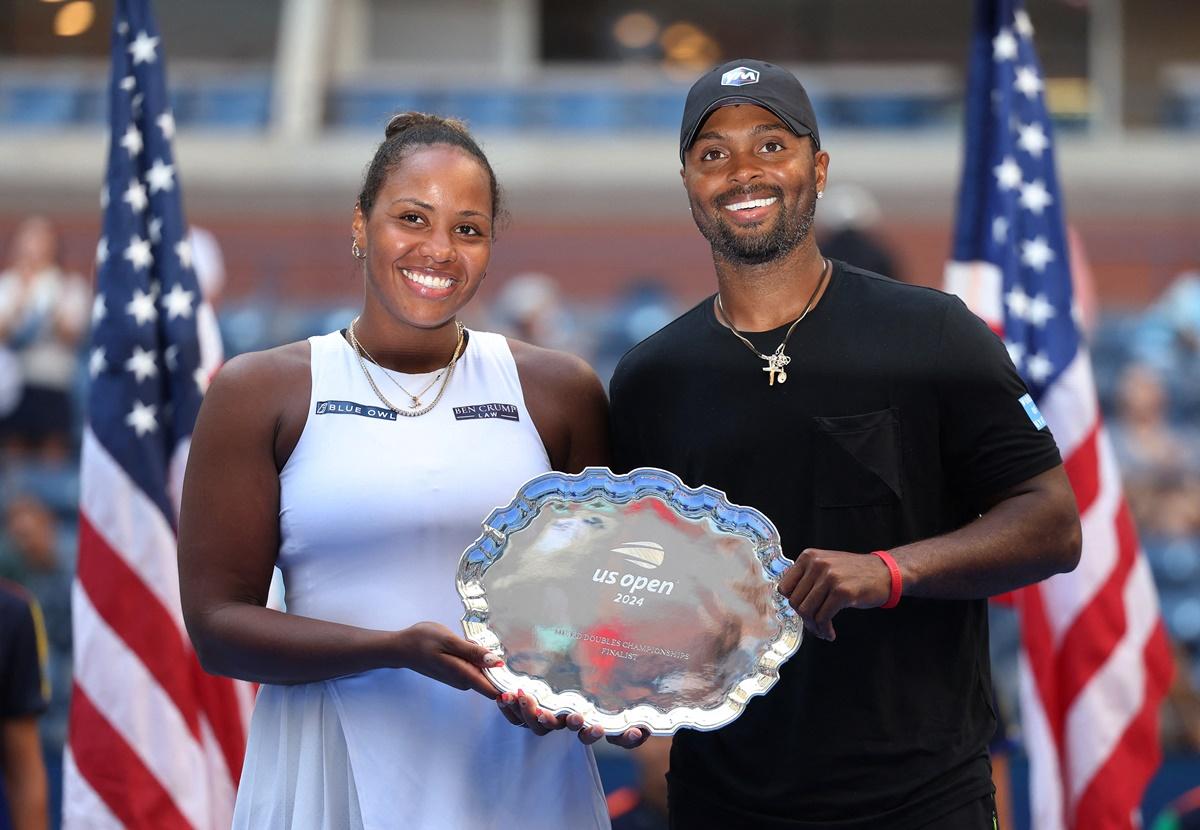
[456,467,801,735]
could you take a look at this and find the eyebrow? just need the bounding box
[693,122,791,145]
[389,198,491,221]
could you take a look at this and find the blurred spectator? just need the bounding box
[1108,363,1200,536]
[489,272,576,352]
[1134,272,1200,418]
[990,721,1016,830]
[190,226,227,312]
[1151,785,1200,830]
[0,217,90,462]
[608,736,670,830]
[189,225,227,376]
[816,183,900,280]
[593,280,676,382]
[1162,641,1200,753]
[986,603,1020,829]
[1067,226,1100,338]
[0,579,49,830]
[0,495,72,828]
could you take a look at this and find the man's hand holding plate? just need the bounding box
[778,547,894,641]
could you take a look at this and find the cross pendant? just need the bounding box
[762,354,789,386]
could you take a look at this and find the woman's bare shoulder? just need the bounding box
[213,340,310,390]
[200,340,312,432]
[505,338,601,397]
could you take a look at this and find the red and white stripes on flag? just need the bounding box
[947,264,1174,828]
[1011,351,1173,829]
[65,432,252,829]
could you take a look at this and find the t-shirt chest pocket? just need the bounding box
[812,408,903,507]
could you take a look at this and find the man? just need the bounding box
[609,59,1082,829]
[0,579,49,830]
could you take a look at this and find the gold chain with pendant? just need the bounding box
[714,258,830,386]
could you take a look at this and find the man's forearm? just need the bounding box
[894,466,1082,600]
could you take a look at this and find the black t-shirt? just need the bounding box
[609,262,1062,829]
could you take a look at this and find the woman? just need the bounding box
[0,216,90,460]
[179,113,636,830]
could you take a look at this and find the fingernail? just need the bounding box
[538,715,551,727]
[500,693,512,704]
[484,651,502,666]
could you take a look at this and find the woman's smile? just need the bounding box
[399,266,458,298]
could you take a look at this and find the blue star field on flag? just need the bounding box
[951,0,1079,402]
[89,0,202,525]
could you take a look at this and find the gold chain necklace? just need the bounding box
[347,317,465,417]
[351,325,446,407]
[714,258,830,386]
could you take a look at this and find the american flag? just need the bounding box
[946,1,1174,827]
[63,1,251,827]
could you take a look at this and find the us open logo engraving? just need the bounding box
[611,541,664,570]
[721,66,760,86]
[593,541,674,607]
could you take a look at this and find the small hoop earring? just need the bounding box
[352,239,365,259]
[816,191,824,200]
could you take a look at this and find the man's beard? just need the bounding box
[692,186,817,266]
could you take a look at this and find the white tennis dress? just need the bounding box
[232,329,610,830]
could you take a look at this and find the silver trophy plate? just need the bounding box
[456,467,801,735]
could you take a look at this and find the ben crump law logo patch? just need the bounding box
[453,403,519,422]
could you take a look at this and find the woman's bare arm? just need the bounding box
[178,343,499,693]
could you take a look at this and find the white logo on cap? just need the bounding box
[721,67,760,87]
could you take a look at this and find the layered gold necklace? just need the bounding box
[347,317,465,417]
[714,258,831,386]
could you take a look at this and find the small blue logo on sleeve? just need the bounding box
[1019,394,1048,430]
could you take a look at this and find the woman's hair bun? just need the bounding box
[384,111,470,141]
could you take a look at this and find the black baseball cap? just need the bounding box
[679,59,821,163]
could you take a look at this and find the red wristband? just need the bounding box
[872,550,902,609]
